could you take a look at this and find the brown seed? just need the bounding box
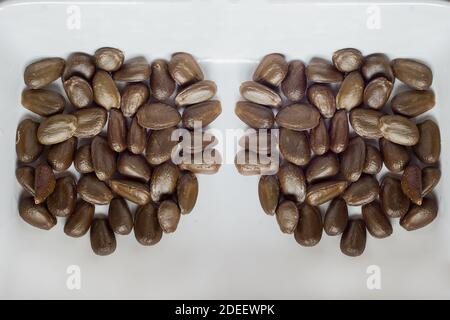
[279,128,311,166]
[47,176,77,217]
[258,175,279,215]
[253,53,288,87]
[332,48,364,73]
[16,119,43,163]
[74,144,94,174]
[90,216,116,256]
[16,166,35,196]
[379,138,410,173]
[114,56,150,82]
[127,117,147,155]
[392,58,432,90]
[349,108,383,139]
[107,109,127,152]
[400,198,437,231]
[117,152,151,182]
[240,81,281,108]
[77,174,114,205]
[401,165,423,205]
[380,176,410,218]
[177,172,199,214]
[362,201,392,239]
[63,76,93,108]
[378,115,419,146]
[64,200,94,237]
[340,137,366,182]
[24,57,65,89]
[134,203,163,246]
[306,57,343,84]
[324,198,348,236]
[310,118,329,155]
[329,110,349,153]
[181,131,218,154]
[73,107,107,138]
[92,70,121,110]
[19,197,56,230]
[363,77,393,110]
[413,119,440,164]
[108,198,133,235]
[294,204,322,246]
[176,80,218,107]
[47,137,77,172]
[422,167,441,197]
[91,136,116,181]
[340,219,366,257]
[63,52,95,80]
[363,145,382,175]
[94,47,124,72]
[158,200,181,233]
[37,114,78,145]
[391,90,435,117]
[306,180,348,206]
[277,162,306,203]
[21,89,65,116]
[276,103,320,131]
[343,175,379,206]
[150,59,176,101]
[145,127,179,166]
[179,149,222,174]
[150,162,180,203]
[275,200,299,234]
[281,60,306,102]
[168,52,204,85]
[137,103,181,130]
[235,101,274,129]
[34,163,56,204]
[120,83,149,117]
[239,131,274,155]
[336,71,364,111]
[182,100,222,129]
[306,153,339,183]
[109,179,151,206]
[234,150,275,176]
[361,53,394,81]
[307,84,336,118]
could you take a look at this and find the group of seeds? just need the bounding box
[235,49,440,257]
[16,48,221,256]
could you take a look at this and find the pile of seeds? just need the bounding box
[235,50,440,257]
[16,49,221,256]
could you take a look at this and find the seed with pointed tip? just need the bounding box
[21,89,65,116]
[120,83,149,117]
[77,174,114,205]
[91,136,116,181]
[108,198,133,235]
[240,81,281,108]
[281,60,306,102]
[306,180,348,206]
[363,145,382,175]
[74,144,94,174]
[24,57,65,89]
[307,84,336,118]
[176,80,217,107]
[361,53,394,81]
[310,118,329,155]
[277,162,306,203]
[422,167,440,197]
[158,200,181,233]
[182,100,222,129]
[63,52,95,80]
[379,138,410,173]
[363,77,393,110]
[63,76,93,108]
[401,165,423,205]
[150,162,180,203]
[336,71,364,111]
[279,128,311,166]
[19,197,56,230]
[117,152,151,182]
[306,153,339,183]
[34,163,56,204]
[151,59,176,101]
[109,179,151,206]
[92,70,121,110]
[16,166,35,196]
[90,216,116,256]
[400,198,437,231]
[134,203,163,246]
[329,110,349,154]
[107,109,127,153]
[235,101,274,129]
[64,200,94,237]
[114,56,150,82]
[362,201,392,239]
[47,176,77,218]
[253,53,288,87]
[343,175,379,206]
[340,219,366,257]
[168,52,204,85]
[47,137,77,172]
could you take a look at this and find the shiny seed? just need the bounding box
[73,107,107,138]
[253,53,288,87]
[182,100,222,129]
[413,119,440,164]
[16,119,43,163]
[275,200,299,234]
[380,176,410,218]
[349,108,383,139]
[391,90,435,117]
[91,136,116,181]
[74,144,94,174]
[307,84,336,118]
[422,167,441,197]
[363,77,393,110]
[47,137,77,172]
[109,179,150,206]
[63,76,93,108]
[332,48,364,73]
[176,80,217,107]
[336,71,364,111]
[310,118,329,155]
[235,101,274,129]
[158,200,181,233]
[281,60,306,102]
[24,57,65,89]
[279,128,311,166]
[400,197,437,231]
[120,83,149,117]
[37,114,78,145]
[117,152,151,182]
[276,103,320,131]
[362,201,392,239]
[64,200,94,237]
[340,219,366,257]
[306,153,339,183]
[127,117,147,154]
[294,204,322,246]
[240,81,281,108]
[63,52,95,80]
[16,166,35,196]
[92,70,121,110]
[77,174,113,205]
[179,149,222,175]
[168,52,204,85]
[343,175,379,206]
[361,53,394,81]
[181,131,218,154]
[306,57,343,84]
[151,59,176,101]
[134,203,163,246]
[378,115,419,146]
[239,131,273,155]
[137,103,181,130]
[234,150,275,176]
[379,138,410,173]
[19,197,56,230]
[329,110,349,153]
[340,137,366,182]
[47,176,76,217]
[94,47,124,72]
[108,198,133,235]
[34,163,56,204]
[114,56,150,82]
[150,162,180,203]
[324,198,348,236]
[306,180,348,206]
[277,162,306,203]
[401,165,422,205]
[90,216,116,256]
[107,109,127,152]
[392,58,432,90]
[258,175,279,215]
[145,127,178,165]
[21,89,65,116]
[177,172,199,214]
[363,145,382,175]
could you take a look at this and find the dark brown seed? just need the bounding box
[94,47,124,72]
[120,83,149,117]
[340,137,366,182]
[114,56,150,82]
[235,101,274,129]
[307,84,336,118]
[239,131,274,155]
[361,53,394,81]
[90,216,116,256]
[234,150,275,176]
[107,109,127,152]
[24,57,65,89]
[150,59,176,101]
[137,103,181,130]
[391,90,435,117]
[294,204,322,246]
[306,57,343,84]
[108,198,133,235]
[176,80,218,107]
[401,165,423,205]
[127,117,147,155]
[400,198,437,231]
[310,118,329,155]
[306,180,348,206]
[16,119,43,163]
[363,77,393,110]
[275,103,320,131]
[379,115,420,146]
[74,144,94,174]
[279,128,311,166]
[306,153,339,183]
[349,108,383,139]
[63,52,95,80]
[281,60,306,102]
[340,219,366,257]
[19,197,56,230]
[392,58,432,90]
[92,70,121,110]
[91,136,116,181]
[380,176,410,218]
[64,200,94,237]
[47,176,76,217]
[343,175,379,206]
[34,163,56,204]
[16,166,35,196]
[379,139,410,173]
[324,198,348,236]
[177,172,199,214]
[422,167,441,197]
[145,127,178,166]
[158,200,181,233]
[169,52,204,85]
[363,145,382,175]
[134,203,163,246]
[253,53,288,87]
[63,76,93,108]
[240,81,281,108]
[332,48,364,73]
[37,114,78,145]
[150,162,180,203]
[258,175,279,215]
[21,89,65,116]
[329,110,349,153]
[73,107,107,138]
[362,201,392,239]
[47,137,77,172]
[117,152,151,182]
[336,71,364,111]
[277,163,306,203]
[109,179,151,206]
[77,174,114,205]
[413,119,440,164]
[275,200,299,234]
[179,149,222,174]
[182,100,222,129]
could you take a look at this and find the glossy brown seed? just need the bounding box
[306,153,339,183]
[64,200,94,237]
[16,166,35,196]
[137,103,181,130]
[150,162,180,203]
[92,70,121,110]
[378,115,419,146]
[362,201,392,239]
[21,89,65,116]
[94,47,124,72]
[177,172,199,214]
[332,48,364,73]
[19,197,56,230]
[114,56,150,82]
[340,219,366,257]
[47,176,76,217]
[391,90,435,117]
[306,57,343,84]
[310,118,329,155]
[239,131,274,155]
[181,131,218,154]
[329,110,349,153]
[324,198,348,236]
[107,109,127,152]
[422,167,441,197]
[258,175,279,215]
[169,52,204,85]
[145,127,178,166]
[380,176,410,218]
[349,108,383,139]
[413,119,440,164]
[336,71,364,111]
[16,119,43,163]
[109,179,151,206]
[63,76,93,108]
[281,60,306,102]
[363,145,382,175]
[77,174,114,205]
[47,137,77,172]
[117,152,151,182]
[276,103,320,131]
[379,139,410,173]
[361,53,394,81]
[63,52,95,80]
[343,175,379,206]
[108,198,133,235]
[235,101,274,129]
[134,203,163,246]
[73,107,107,138]
[91,136,116,181]
[279,128,311,166]
[74,144,94,174]
[150,59,176,101]
[340,137,366,182]
[253,53,288,87]
[127,117,146,155]
[90,216,116,256]
[240,81,281,108]
[182,100,222,129]
[294,204,322,246]
[277,163,306,203]
[37,114,78,145]
[306,180,348,206]
[400,198,437,231]
[234,150,275,176]
[176,80,217,107]
[24,57,65,89]
[158,200,181,233]
[392,58,432,90]
[34,163,56,204]
[179,149,222,174]
[401,165,423,205]
[275,200,299,234]
[307,84,336,118]
[120,83,149,117]
[363,77,393,110]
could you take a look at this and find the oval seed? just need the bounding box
[379,138,410,173]
[306,180,348,206]
[73,107,107,138]
[108,198,133,235]
[137,103,181,130]
[363,77,393,110]
[19,197,56,230]
[343,175,379,206]
[150,162,180,203]
[306,153,339,183]
[145,127,178,166]
[307,84,336,118]
[336,71,364,111]
[16,119,43,163]
[239,81,281,108]
[24,57,65,89]
[47,137,77,172]
[253,53,288,87]
[349,108,383,139]
[279,128,311,166]
[275,200,299,234]
[107,109,127,152]
[94,47,124,72]
[362,201,392,239]
[235,101,274,129]
[363,145,382,175]
[47,176,77,217]
[92,70,121,110]
[64,200,94,237]
[413,119,440,164]
[378,115,419,146]
[177,172,199,214]
[332,48,363,73]
[21,89,65,116]
[235,150,275,176]
[114,56,150,82]
[400,198,437,231]
[109,179,151,206]
[258,175,279,215]
[34,163,56,204]
[117,152,151,182]
[127,117,147,155]
[391,90,435,117]
[176,80,218,107]
[324,198,348,236]
[392,58,432,90]
[91,136,116,181]
[168,52,204,85]
[310,118,329,155]
[158,200,181,233]
[306,57,343,84]
[361,53,394,81]
[275,103,320,131]
[63,52,95,80]
[380,176,410,218]
[120,83,149,117]
[134,203,163,246]
[63,76,93,108]
[329,110,349,153]
[277,162,306,203]
[37,114,78,145]
[16,166,35,196]
[90,216,116,256]
[179,149,222,174]
[281,60,306,102]
[77,174,113,205]
[401,165,423,205]
[422,167,441,197]
[294,204,322,246]
[340,219,366,257]
[182,100,222,129]
[74,144,94,174]
[340,137,366,182]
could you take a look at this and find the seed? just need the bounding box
[349,108,383,139]
[306,57,343,84]
[363,77,393,110]
[181,131,218,154]
[182,100,222,129]
[179,149,222,174]
[73,107,107,138]
[392,58,432,90]
[64,200,94,237]
[413,119,440,164]
[277,162,306,203]
[47,137,77,171]
[137,103,181,130]
[145,127,178,165]
[77,174,113,205]
[114,56,150,82]
[92,70,121,110]
[307,84,336,118]
[422,167,441,197]
[378,115,419,146]
[306,153,339,183]
[150,59,176,101]
[134,203,163,246]
[16,166,35,196]
[294,204,322,246]
[107,109,127,152]
[340,219,366,257]
[310,118,329,155]
[158,200,181,233]
[281,60,306,102]
[362,201,392,239]
[234,150,275,176]
[16,119,43,163]
[63,52,95,80]
[19,197,56,230]
[108,198,133,235]
[379,138,410,173]
[400,197,437,231]
[279,128,311,166]
[391,90,435,117]
[74,144,94,174]
[275,103,320,131]
[235,101,274,129]
[239,131,274,155]
[176,80,218,107]
[253,53,288,87]
[117,152,151,182]
[109,179,151,206]
[34,163,56,204]
[168,52,204,85]
[332,48,364,73]
[361,53,394,81]
[329,110,349,153]
[127,117,147,155]
[90,216,116,256]
[63,76,93,108]
[120,83,149,117]
[47,176,77,217]
[258,175,279,216]
[380,176,410,218]
[150,162,180,203]
[336,71,364,111]
[37,114,78,145]
[91,136,116,181]
[21,89,65,116]
[363,145,382,175]
[239,81,281,108]
[324,198,348,236]
[24,57,65,89]
[177,172,199,214]
[340,137,366,182]
[306,180,348,206]
[94,47,124,72]
[401,165,423,205]
[343,175,379,206]
[275,200,299,234]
